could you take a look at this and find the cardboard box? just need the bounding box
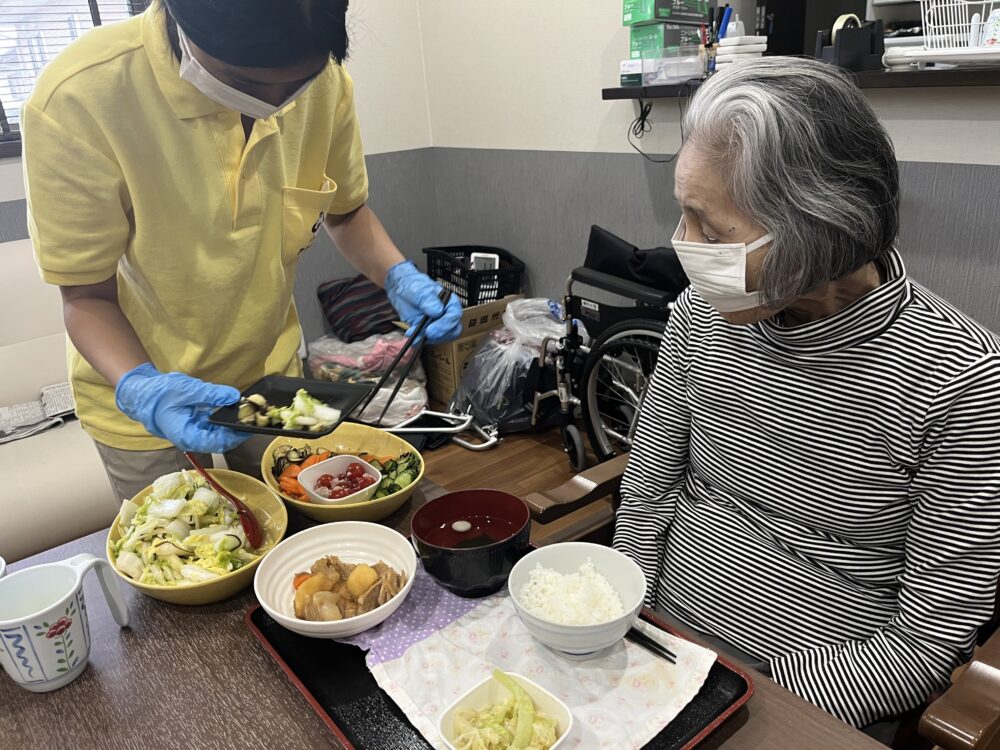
[630,23,703,58]
[623,0,709,27]
[423,295,520,404]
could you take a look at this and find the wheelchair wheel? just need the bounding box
[581,319,665,462]
[561,424,587,473]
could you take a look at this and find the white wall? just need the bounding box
[418,0,1000,166]
[2,0,999,174]
[864,87,1000,165]
[346,0,432,154]
[419,0,679,154]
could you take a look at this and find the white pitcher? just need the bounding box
[0,553,129,692]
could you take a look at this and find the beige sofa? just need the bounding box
[0,239,116,562]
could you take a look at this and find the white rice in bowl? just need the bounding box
[518,559,624,625]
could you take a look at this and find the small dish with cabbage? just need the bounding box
[438,669,572,750]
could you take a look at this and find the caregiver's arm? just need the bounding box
[324,205,404,286]
[60,278,149,385]
[612,289,695,599]
[321,65,404,288]
[769,355,1000,727]
[325,206,463,345]
[23,101,142,387]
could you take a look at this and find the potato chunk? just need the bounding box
[346,563,378,599]
[294,573,332,619]
[305,591,343,621]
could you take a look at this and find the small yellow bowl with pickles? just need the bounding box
[261,422,425,523]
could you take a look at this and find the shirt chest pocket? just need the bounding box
[281,177,338,264]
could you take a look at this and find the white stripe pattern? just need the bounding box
[613,248,1000,727]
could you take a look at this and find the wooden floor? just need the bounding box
[421,429,578,497]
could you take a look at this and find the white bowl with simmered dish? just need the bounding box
[254,521,416,638]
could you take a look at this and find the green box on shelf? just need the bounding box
[630,23,703,59]
[623,0,709,26]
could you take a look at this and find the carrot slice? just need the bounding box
[293,572,312,589]
[279,474,306,499]
[299,453,327,469]
[279,463,303,480]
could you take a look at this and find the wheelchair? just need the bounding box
[529,240,682,472]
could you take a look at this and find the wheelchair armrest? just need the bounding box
[571,267,675,309]
[919,630,1000,750]
[524,453,630,523]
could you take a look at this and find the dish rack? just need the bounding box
[884,0,1000,68]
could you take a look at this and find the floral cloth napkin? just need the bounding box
[342,569,717,749]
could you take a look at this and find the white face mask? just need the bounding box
[177,27,314,120]
[671,217,773,313]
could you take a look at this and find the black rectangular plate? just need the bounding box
[209,375,373,439]
[247,605,753,750]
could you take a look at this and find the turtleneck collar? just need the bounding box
[750,248,911,356]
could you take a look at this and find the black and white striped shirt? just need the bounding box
[613,248,1000,727]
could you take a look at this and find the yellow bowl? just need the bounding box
[261,422,425,523]
[106,469,288,606]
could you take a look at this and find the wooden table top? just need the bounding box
[1,481,883,750]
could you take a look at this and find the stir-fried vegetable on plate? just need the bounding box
[237,389,341,432]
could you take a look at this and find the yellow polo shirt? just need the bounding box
[23,3,368,450]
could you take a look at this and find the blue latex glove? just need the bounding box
[115,363,250,453]
[384,261,463,345]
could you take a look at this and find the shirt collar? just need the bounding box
[140,2,298,122]
[750,247,912,356]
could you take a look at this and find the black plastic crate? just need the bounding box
[422,245,525,307]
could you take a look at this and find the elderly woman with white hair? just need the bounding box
[613,56,1000,738]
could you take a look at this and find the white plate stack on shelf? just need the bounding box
[715,35,768,68]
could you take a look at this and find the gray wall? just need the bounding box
[5,148,998,343]
[294,148,438,342]
[298,148,1000,341]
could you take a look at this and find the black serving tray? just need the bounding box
[246,605,754,750]
[209,375,372,439]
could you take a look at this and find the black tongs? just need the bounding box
[353,288,453,427]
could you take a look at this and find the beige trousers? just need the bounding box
[93,435,272,507]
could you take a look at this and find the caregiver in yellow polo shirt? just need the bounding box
[22,0,462,502]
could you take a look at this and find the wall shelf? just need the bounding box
[602,66,1000,100]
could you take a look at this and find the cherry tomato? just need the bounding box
[313,463,375,498]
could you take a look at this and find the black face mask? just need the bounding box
[164,0,349,68]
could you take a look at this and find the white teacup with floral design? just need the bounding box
[0,553,129,692]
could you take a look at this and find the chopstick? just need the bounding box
[353,288,453,426]
[625,627,677,664]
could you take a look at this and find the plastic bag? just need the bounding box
[355,379,428,428]
[308,331,428,428]
[501,298,565,350]
[450,298,565,434]
[308,331,425,384]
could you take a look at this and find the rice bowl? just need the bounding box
[518,559,625,626]
[508,542,646,659]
